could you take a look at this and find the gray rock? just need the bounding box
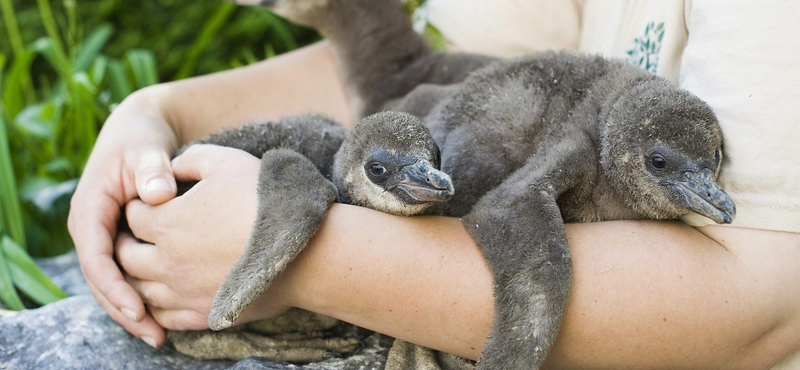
[0,294,235,370]
[0,251,390,370]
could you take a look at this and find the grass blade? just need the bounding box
[0,53,5,92]
[89,55,109,86]
[173,2,236,80]
[126,49,159,89]
[35,0,69,69]
[30,37,71,80]
[107,59,133,102]
[3,49,36,119]
[73,23,114,73]
[0,112,26,247]
[0,0,25,57]
[261,11,298,51]
[0,235,25,310]
[3,235,68,305]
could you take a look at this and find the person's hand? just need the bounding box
[68,88,180,347]
[117,144,294,336]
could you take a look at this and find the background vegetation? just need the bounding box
[0,0,430,310]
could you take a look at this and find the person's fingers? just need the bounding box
[171,144,256,183]
[126,277,184,311]
[128,148,177,205]
[115,231,161,281]
[86,278,167,347]
[149,307,210,331]
[68,192,148,325]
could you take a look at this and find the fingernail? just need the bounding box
[141,336,158,348]
[121,307,138,322]
[145,178,172,193]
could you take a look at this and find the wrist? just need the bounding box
[100,85,179,149]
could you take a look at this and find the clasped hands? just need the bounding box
[70,134,293,347]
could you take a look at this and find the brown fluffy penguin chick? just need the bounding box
[201,111,453,330]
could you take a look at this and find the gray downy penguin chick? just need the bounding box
[252,1,737,369]
[200,111,453,330]
[333,111,454,216]
[457,63,735,369]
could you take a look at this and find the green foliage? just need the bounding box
[2,0,320,83]
[0,0,320,310]
[0,0,428,310]
[1,234,67,308]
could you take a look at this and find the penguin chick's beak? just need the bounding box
[394,160,455,203]
[673,168,736,224]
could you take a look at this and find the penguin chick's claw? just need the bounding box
[208,148,338,330]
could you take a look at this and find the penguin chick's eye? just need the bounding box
[369,163,387,177]
[649,154,667,171]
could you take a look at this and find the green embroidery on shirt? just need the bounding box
[627,21,665,74]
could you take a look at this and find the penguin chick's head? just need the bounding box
[333,111,454,216]
[599,78,736,224]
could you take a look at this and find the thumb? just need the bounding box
[134,150,177,205]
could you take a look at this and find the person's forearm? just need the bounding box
[272,204,495,360]
[144,41,354,144]
[267,204,800,369]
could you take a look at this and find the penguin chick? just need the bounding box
[252,2,737,369]
[333,112,454,216]
[458,60,735,369]
[203,111,453,330]
[211,3,739,370]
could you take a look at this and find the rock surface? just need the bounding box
[0,251,391,370]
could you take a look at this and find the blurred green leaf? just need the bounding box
[107,59,132,102]
[89,55,108,86]
[0,236,25,310]
[2,49,35,118]
[35,0,68,66]
[74,24,114,73]
[261,11,298,52]
[174,2,237,80]
[14,103,55,140]
[0,113,25,247]
[126,49,159,89]
[3,235,67,305]
[0,0,25,58]
[21,177,76,211]
[30,37,71,79]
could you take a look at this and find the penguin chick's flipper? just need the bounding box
[463,136,593,370]
[179,115,348,180]
[208,148,337,330]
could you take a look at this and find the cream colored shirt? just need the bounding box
[423,1,800,368]
[422,0,800,234]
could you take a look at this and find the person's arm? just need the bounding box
[157,41,356,142]
[118,165,800,369]
[68,41,353,347]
